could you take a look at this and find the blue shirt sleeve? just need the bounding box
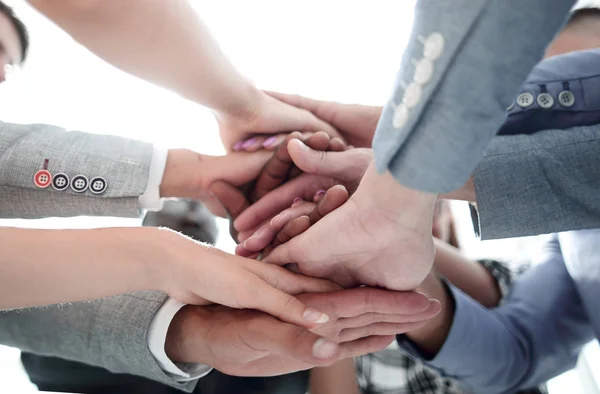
[397,235,594,393]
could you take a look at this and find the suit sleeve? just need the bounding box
[0,120,153,218]
[372,0,575,193]
[0,291,199,392]
[474,126,600,239]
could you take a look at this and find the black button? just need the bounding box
[71,175,89,193]
[89,177,107,195]
[52,173,70,191]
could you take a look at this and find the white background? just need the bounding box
[0,1,595,393]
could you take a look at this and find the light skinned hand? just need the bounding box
[216,91,341,152]
[165,286,440,376]
[265,91,382,148]
[233,141,372,236]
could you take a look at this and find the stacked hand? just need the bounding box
[166,285,441,376]
[156,92,439,376]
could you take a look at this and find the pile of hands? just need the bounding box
[155,91,441,376]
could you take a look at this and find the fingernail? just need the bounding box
[293,197,303,204]
[263,136,278,148]
[270,214,282,226]
[303,308,329,324]
[312,338,339,359]
[315,189,326,197]
[242,137,257,149]
[233,141,244,151]
[244,230,261,246]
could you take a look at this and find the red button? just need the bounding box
[33,170,52,188]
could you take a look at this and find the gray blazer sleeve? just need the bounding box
[474,126,600,239]
[0,291,198,392]
[0,121,153,218]
[372,0,575,193]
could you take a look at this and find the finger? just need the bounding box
[338,321,429,342]
[261,239,296,266]
[251,131,304,201]
[329,138,346,152]
[262,133,288,150]
[313,189,326,203]
[241,224,278,253]
[248,259,340,294]
[336,303,442,330]
[234,174,337,232]
[246,317,342,364]
[242,276,330,329]
[238,136,266,152]
[270,202,315,230]
[235,243,259,257]
[298,288,432,319]
[209,181,249,241]
[272,216,311,248]
[304,131,331,151]
[338,335,395,358]
[265,91,382,141]
[206,150,272,188]
[242,203,314,253]
[288,166,302,179]
[288,139,372,183]
[309,185,348,224]
[264,91,324,115]
[287,132,331,180]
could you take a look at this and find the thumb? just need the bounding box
[263,239,297,267]
[207,151,271,187]
[288,139,372,182]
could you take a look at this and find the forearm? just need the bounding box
[29,0,259,118]
[407,271,455,358]
[399,242,594,393]
[0,226,167,309]
[309,359,360,394]
[433,240,501,308]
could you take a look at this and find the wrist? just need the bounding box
[353,162,437,231]
[159,149,212,199]
[165,305,212,364]
[213,85,263,125]
[408,271,454,357]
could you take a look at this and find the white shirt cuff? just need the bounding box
[138,146,168,211]
[148,298,213,381]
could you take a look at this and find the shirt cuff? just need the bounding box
[148,298,213,381]
[138,146,168,211]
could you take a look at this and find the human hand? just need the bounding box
[158,148,274,217]
[232,141,372,239]
[165,286,440,376]
[215,90,340,152]
[264,91,382,148]
[209,132,346,241]
[237,185,349,258]
[262,162,438,291]
[153,228,337,329]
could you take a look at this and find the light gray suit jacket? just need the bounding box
[369,0,600,240]
[0,120,152,218]
[0,120,197,391]
[373,0,575,193]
